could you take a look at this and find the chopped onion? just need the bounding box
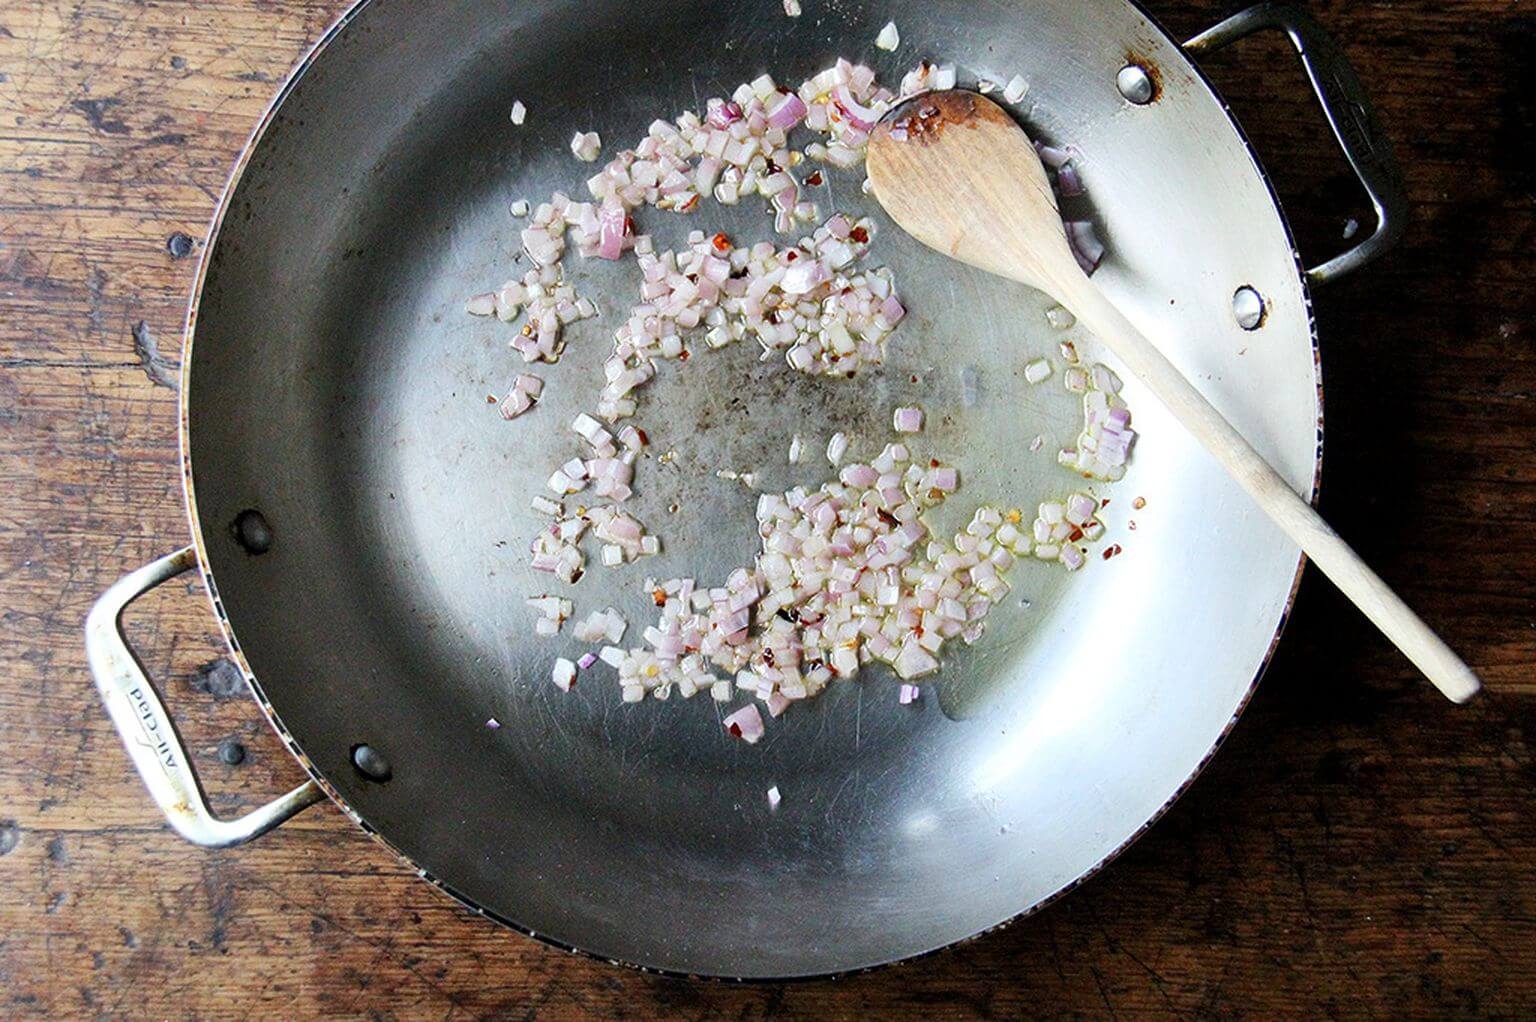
[767,784,782,808]
[597,200,627,260]
[875,21,900,50]
[767,92,809,130]
[510,100,527,125]
[1057,161,1085,197]
[826,431,849,465]
[892,406,924,433]
[1065,220,1106,275]
[1044,305,1075,329]
[1003,74,1029,104]
[724,704,765,743]
[552,658,577,691]
[570,131,602,162]
[1024,358,1052,385]
[1036,143,1072,169]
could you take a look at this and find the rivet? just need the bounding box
[1117,64,1155,105]
[1233,286,1266,330]
[231,509,272,554]
[351,744,392,782]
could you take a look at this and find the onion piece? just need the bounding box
[1064,220,1106,275]
[875,21,900,50]
[570,131,602,162]
[597,201,627,260]
[723,704,765,743]
[831,86,880,133]
[892,406,924,433]
[826,431,849,465]
[1057,161,1085,197]
[767,92,809,130]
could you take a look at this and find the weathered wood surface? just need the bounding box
[1,0,1532,1017]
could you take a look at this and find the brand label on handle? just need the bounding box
[127,685,178,770]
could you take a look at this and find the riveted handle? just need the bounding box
[84,547,323,847]
[1185,2,1408,285]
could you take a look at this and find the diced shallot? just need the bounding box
[723,704,765,743]
[570,131,602,162]
[892,406,924,433]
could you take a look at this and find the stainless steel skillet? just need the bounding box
[86,0,1404,978]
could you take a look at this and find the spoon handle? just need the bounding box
[1051,270,1481,703]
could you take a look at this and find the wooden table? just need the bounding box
[2,0,1532,1016]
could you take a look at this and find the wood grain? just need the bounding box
[1,0,1532,1017]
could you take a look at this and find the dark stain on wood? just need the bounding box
[70,97,130,135]
[191,658,247,699]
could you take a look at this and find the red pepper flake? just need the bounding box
[652,588,666,606]
[849,225,869,243]
[1101,544,1123,560]
[1128,520,1138,531]
[679,194,701,212]
[1132,496,1147,509]
[1101,498,1111,507]
[805,170,824,186]
[635,427,649,444]
[678,349,691,361]
[1067,526,1084,543]
[929,458,940,468]
[711,232,731,253]
[486,394,497,403]
[784,249,799,261]
[727,723,743,737]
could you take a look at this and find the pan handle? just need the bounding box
[84,547,324,848]
[1184,2,1408,285]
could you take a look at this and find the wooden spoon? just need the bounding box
[866,90,1480,703]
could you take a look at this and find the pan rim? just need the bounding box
[176,0,1322,981]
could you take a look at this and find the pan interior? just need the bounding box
[188,0,1318,976]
